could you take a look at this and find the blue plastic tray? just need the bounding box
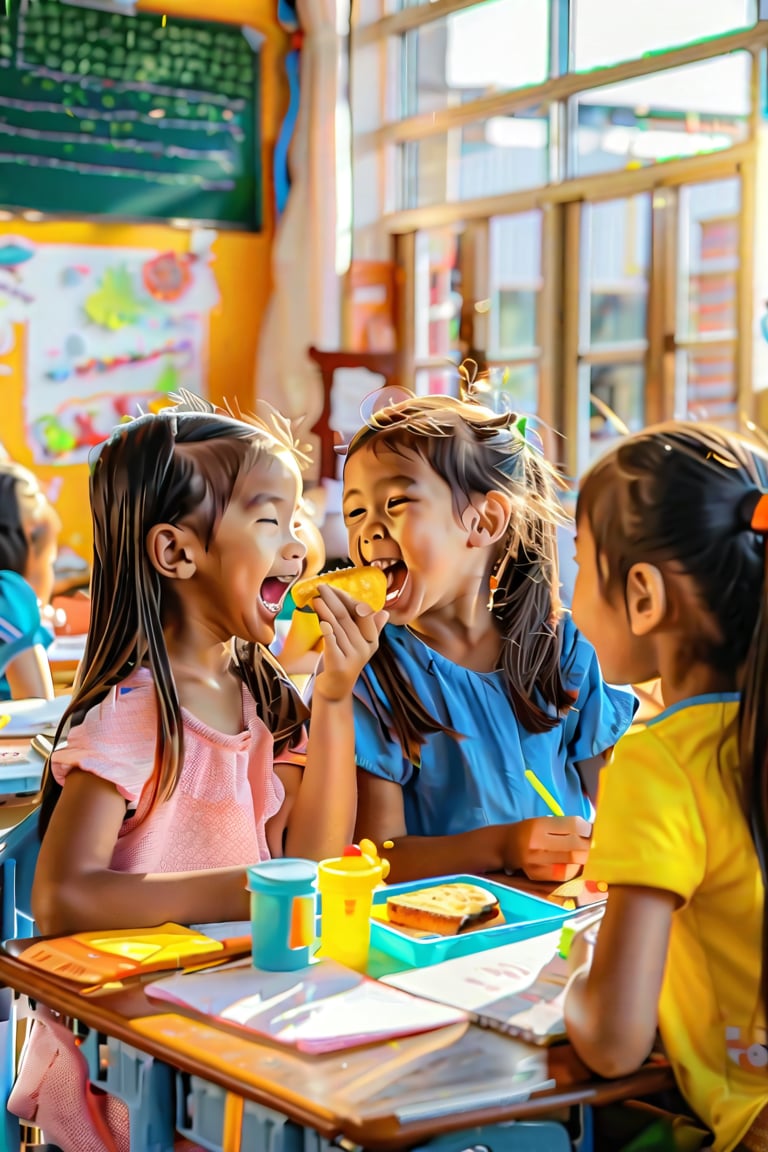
[370,874,571,967]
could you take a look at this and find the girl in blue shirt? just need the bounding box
[342,395,635,882]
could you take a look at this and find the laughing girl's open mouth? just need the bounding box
[370,559,409,605]
[260,576,292,614]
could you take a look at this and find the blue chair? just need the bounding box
[0,795,41,1152]
[0,795,175,1152]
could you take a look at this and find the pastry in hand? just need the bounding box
[292,566,387,611]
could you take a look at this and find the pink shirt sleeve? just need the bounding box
[274,727,307,770]
[51,676,158,804]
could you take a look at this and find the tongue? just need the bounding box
[261,578,286,607]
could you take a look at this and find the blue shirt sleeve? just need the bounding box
[353,673,413,786]
[559,613,637,763]
[0,570,52,677]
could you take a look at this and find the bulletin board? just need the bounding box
[0,0,261,228]
[0,236,219,464]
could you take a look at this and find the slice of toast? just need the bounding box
[386,883,500,937]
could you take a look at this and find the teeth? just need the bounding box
[370,558,399,570]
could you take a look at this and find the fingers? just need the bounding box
[528,816,592,850]
[505,816,593,877]
[544,816,593,838]
[525,862,585,883]
[310,586,388,688]
[314,587,385,647]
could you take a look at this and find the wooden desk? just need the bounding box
[0,941,673,1151]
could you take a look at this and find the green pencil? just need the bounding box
[524,768,565,816]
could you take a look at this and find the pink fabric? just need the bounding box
[12,668,305,1152]
[52,667,296,870]
[9,1007,129,1152]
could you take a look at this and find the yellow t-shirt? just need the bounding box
[585,694,767,1152]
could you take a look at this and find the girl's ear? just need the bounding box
[626,562,666,636]
[146,523,198,581]
[463,489,513,548]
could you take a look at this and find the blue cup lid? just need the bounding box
[246,858,318,891]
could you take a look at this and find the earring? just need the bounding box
[489,551,510,604]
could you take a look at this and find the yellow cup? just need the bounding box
[317,855,384,972]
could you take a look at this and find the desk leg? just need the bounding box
[222,1092,244,1152]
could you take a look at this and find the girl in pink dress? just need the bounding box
[11,397,387,1152]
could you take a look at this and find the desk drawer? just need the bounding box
[177,1073,333,1152]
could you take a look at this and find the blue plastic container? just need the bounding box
[246,858,318,971]
[370,874,571,967]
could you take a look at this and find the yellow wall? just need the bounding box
[0,0,288,564]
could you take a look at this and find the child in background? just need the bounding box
[0,462,61,699]
[12,399,385,1152]
[565,423,768,1152]
[342,394,635,883]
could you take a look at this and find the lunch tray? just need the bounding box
[370,873,571,967]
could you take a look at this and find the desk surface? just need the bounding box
[0,939,673,1151]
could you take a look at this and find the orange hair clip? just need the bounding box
[751,493,768,533]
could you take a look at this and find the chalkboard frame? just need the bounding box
[0,0,263,230]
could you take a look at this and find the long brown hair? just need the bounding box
[344,396,573,765]
[577,421,768,1012]
[39,407,307,838]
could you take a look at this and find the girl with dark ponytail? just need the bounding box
[565,422,768,1152]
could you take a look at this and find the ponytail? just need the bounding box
[738,491,768,1015]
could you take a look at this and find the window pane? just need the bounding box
[413,228,463,363]
[677,347,737,426]
[571,54,750,177]
[401,110,548,209]
[588,363,646,459]
[400,0,549,118]
[415,367,460,395]
[677,178,739,341]
[489,212,542,357]
[572,0,754,72]
[487,363,539,415]
[582,196,651,349]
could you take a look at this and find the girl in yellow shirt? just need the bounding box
[565,422,768,1152]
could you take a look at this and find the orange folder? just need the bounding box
[18,923,251,987]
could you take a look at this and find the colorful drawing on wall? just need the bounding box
[0,236,37,314]
[15,242,218,464]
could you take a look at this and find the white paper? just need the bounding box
[381,930,562,1011]
[0,695,70,737]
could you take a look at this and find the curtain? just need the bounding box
[256,0,342,455]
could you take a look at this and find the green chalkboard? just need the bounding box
[0,0,261,228]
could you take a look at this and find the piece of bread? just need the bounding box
[386,883,500,937]
[292,566,387,611]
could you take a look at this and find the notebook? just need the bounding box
[146,958,468,1054]
[381,910,603,1046]
[17,922,251,987]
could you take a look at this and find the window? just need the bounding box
[579,195,651,460]
[572,54,751,176]
[675,177,740,425]
[400,109,549,209]
[572,0,754,72]
[399,0,549,118]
